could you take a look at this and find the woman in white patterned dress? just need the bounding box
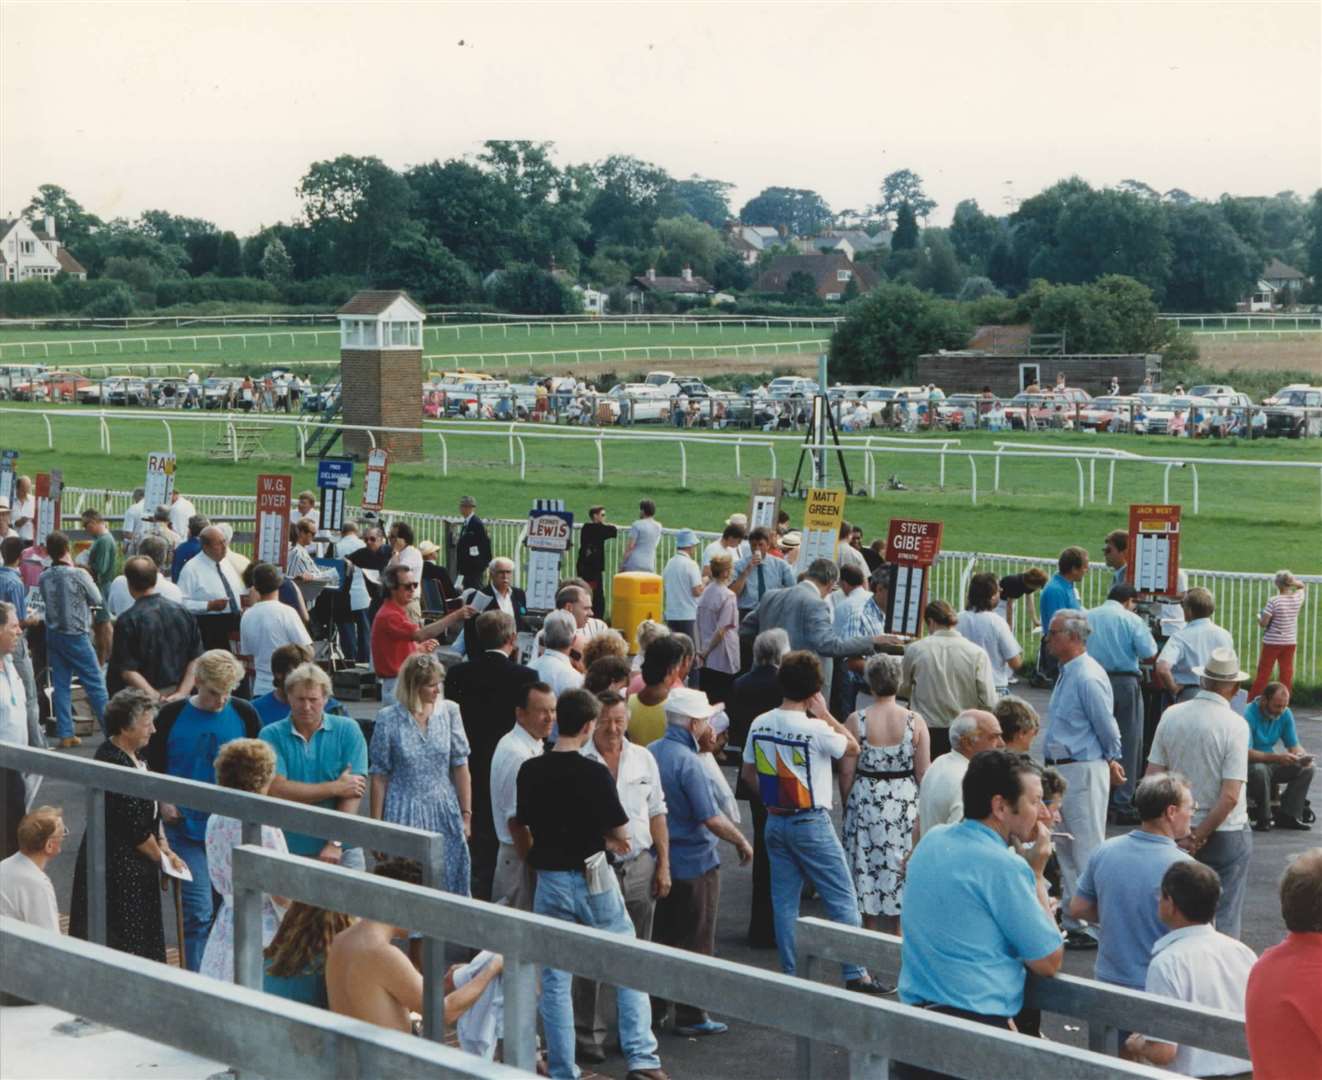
[840,655,931,933]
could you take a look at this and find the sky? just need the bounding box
[2,1,1319,234]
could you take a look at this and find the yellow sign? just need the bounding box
[801,487,846,563]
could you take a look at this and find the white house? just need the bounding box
[574,285,608,315]
[0,216,87,281]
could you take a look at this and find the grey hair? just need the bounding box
[804,558,839,587]
[1052,609,1091,642]
[542,610,577,651]
[489,556,515,573]
[1274,569,1294,589]
[136,534,169,568]
[753,627,791,667]
[864,653,901,697]
[949,709,983,751]
[1134,772,1191,821]
[0,600,14,624]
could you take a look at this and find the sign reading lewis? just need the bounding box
[526,499,573,611]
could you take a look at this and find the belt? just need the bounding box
[855,767,915,781]
[766,806,825,817]
[1044,757,1077,766]
[1105,671,1140,678]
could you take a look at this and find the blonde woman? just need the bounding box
[201,738,288,982]
[145,649,260,972]
[370,652,473,896]
[264,902,353,1007]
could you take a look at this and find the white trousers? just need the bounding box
[1054,758,1109,933]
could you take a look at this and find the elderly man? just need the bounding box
[454,495,492,587]
[897,751,1062,1078]
[742,652,889,995]
[1086,582,1158,824]
[1069,774,1196,991]
[240,563,312,696]
[137,505,182,560]
[488,680,554,909]
[740,557,887,691]
[1041,608,1124,949]
[107,556,203,701]
[574,689,671,1062]
[370,565,472,704]
[531,611,584,700]
[653,686,753,1035]
[177,524,248,652]
[1036,546,1089,684]
[105,535,182,616]
[899,600,999,757]
[169,514,211,583]
[1123,862,1255,1075]
[1245,849,1322,1079]
[1146,646,1253,939]
[1155,587,1234,701]
[1245,682,1314,831]
[461,556,529,656]
[512,689,667,1080]
[259,662,369,870]
[915,709,1004,839]
[661,529,704,640]
[39,531,109,748]
[0,806,64,930]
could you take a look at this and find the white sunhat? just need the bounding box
[663,687,723,721]
[1192,646,1250,683]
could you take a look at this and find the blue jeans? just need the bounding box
[337,609,372,663]
[47,630,109,739]
[166,828,213,972]
[534,869,661,1079]
[765,808,865,984]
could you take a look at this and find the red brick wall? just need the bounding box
[341,347,423,461]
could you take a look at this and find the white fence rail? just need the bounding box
[422,338,827,369]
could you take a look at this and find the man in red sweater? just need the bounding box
[370,565,472,705]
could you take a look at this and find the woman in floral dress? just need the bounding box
[840,654,931,933]
[369,652,472,896]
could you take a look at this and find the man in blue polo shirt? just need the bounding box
[897,750,1062,1078]
[1069,773,1195,990]
[259,661,368,869]
[1036,545,1088,685]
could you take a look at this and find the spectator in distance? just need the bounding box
[39,530,110,747]
[454,495,492,587]
[1244,682,1314,831]
[899,600,999,757]
[1036,546,1089,684]
[169,514,211,584]
[1155,587,1234,701]
[619,498,662,574]
[530,610,585,701]
[915,709,1004,840]
[628,634,686,748]
[694,553,739,705]
[1101,529,1130,587]
[996,566,1049,629]
[488,681,554,910]
[958,572,1023,698]
[1249,570,1306,700]
[240,562,312,697]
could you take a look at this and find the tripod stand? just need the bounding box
[790,393,854,495]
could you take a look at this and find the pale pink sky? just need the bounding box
[2,1,1319,233]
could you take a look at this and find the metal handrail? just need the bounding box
[794,918,1248,1061]
[232,847,1168,1079]
[0,919,519,1079]
[0,743,450,1041]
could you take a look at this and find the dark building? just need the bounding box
[915,351,1162,397]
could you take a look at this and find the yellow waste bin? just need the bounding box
[611,572,663,653]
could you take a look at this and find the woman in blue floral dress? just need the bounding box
[840,655,931,933]
[369,652,472,896]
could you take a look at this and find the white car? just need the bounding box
[606,383,671,422]
[767,376,820,400]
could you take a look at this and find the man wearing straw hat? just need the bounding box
[1145,645,1254,939]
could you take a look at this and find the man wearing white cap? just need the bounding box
[1145,646,1253,939]
[662,529,704,641]
[649,686,751,1036]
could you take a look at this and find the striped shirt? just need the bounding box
[1262,588,1306,645]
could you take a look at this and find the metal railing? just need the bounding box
[232,846,1168,1079]
[421,337,828,369]
[0,742,451,1040]
[0,919,517,1079]
[795,919,1248,1065]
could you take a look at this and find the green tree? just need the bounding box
[103,256,160,294]
[406,159,522,272]
[653,215,725,281]
[478,140,560,205]
[23,184,103,251]
[1163,203,1258,311]
[712,250,752,291]
[259,236,294,284]
[876,169,936,223]
[297,154,414,274]
[949,199,1002,267]
[891,204,919,250]
[829,282,973,382]
[488,263,582,314]
[136,210,220,276]
[1026,275,1164,353]
[1036,189,1172,298]
[784,271,819,303]
[957,275,1003,302]
[216,231,243,277]
[915,230,964,296]
[73,220,189,279]
[674,176,735,227]
[375,230,477,303]
[586,155,677,248]
[1306,190,1322,297]
[738,187,833,236]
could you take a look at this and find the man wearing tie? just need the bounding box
[455,495,492,588]
[177,526,247,651]
[731,527,796,670]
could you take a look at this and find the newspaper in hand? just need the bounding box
[161,852,194,882]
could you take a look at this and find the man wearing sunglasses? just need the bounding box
[370,566,474,705]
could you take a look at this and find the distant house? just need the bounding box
[631,266,715,297]
[1263,258,1306,295]
[1240,258,1309,311]
[752,253,879,301]
[728,232,761,266]
[575,285,608,315]
[796,236,857,261]
[0,216,87,282]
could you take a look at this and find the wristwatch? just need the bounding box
[329,840,343,849]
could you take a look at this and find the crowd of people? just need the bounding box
[0,479,1317,1079]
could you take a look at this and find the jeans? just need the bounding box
[534,869,661,1079]
[166,828,213,972]
[764,808,865,983]
[46,630,109,739]
[1196,826,1252,940]
[337,609,372,664]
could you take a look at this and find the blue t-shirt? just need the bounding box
[1244,701,1299,755]
[900,819,1062,1016]
[165,701,248,841]
[649,725,720,879]
[1039,572,1081,631]
[252,691,348,729]
[1075,829,1193,989]
[259,714,368,857]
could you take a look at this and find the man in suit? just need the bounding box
[454,495,492,587]
[460,557,530,657]
[739,558,887,689]
[446,609,538,900]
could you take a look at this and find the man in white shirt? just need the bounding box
[915,709,1004,839]
[121,487,146,549]
[105,536,183,617]
[1123,861,1255,1076]
[488,682,555,909]
[1146,646,1253,940]
[0,806,64,932]
[701,520,749,573]
[1155,587,1234,701]
[177,526,246,614]
[11,476,35,543]
[240,563,312,696]
[530,611,584,699]
[662,529,704,639]
[168,490,197,539]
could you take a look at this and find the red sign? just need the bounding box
[255,474,292,567]
[885,518,944,566]
[34,471,62,544]
[361,448,390,512]
[1126,503,1181,595]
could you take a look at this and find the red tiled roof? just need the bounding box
[56,248,86,275]
[752,253,878,299]
[336,290,422,316]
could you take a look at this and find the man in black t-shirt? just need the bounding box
[512,690,667,1080]
[576,506,618,620]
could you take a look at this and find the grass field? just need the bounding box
[2,402,1319,573]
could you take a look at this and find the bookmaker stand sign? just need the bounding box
[256,475,293,567]
[884,518,944,637]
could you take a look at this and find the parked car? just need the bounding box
[36,370,91,403]
[1002,388,1092,429]
[1077,395,1141,432]
[1142,395,1217,435]
[103,376,149,406]
[76,381,103,405]
[1262,386,1322,438]
[1262,383,1311,406]
[0,364,48,400]
[606,383,671,422]
[767,376,820,400]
